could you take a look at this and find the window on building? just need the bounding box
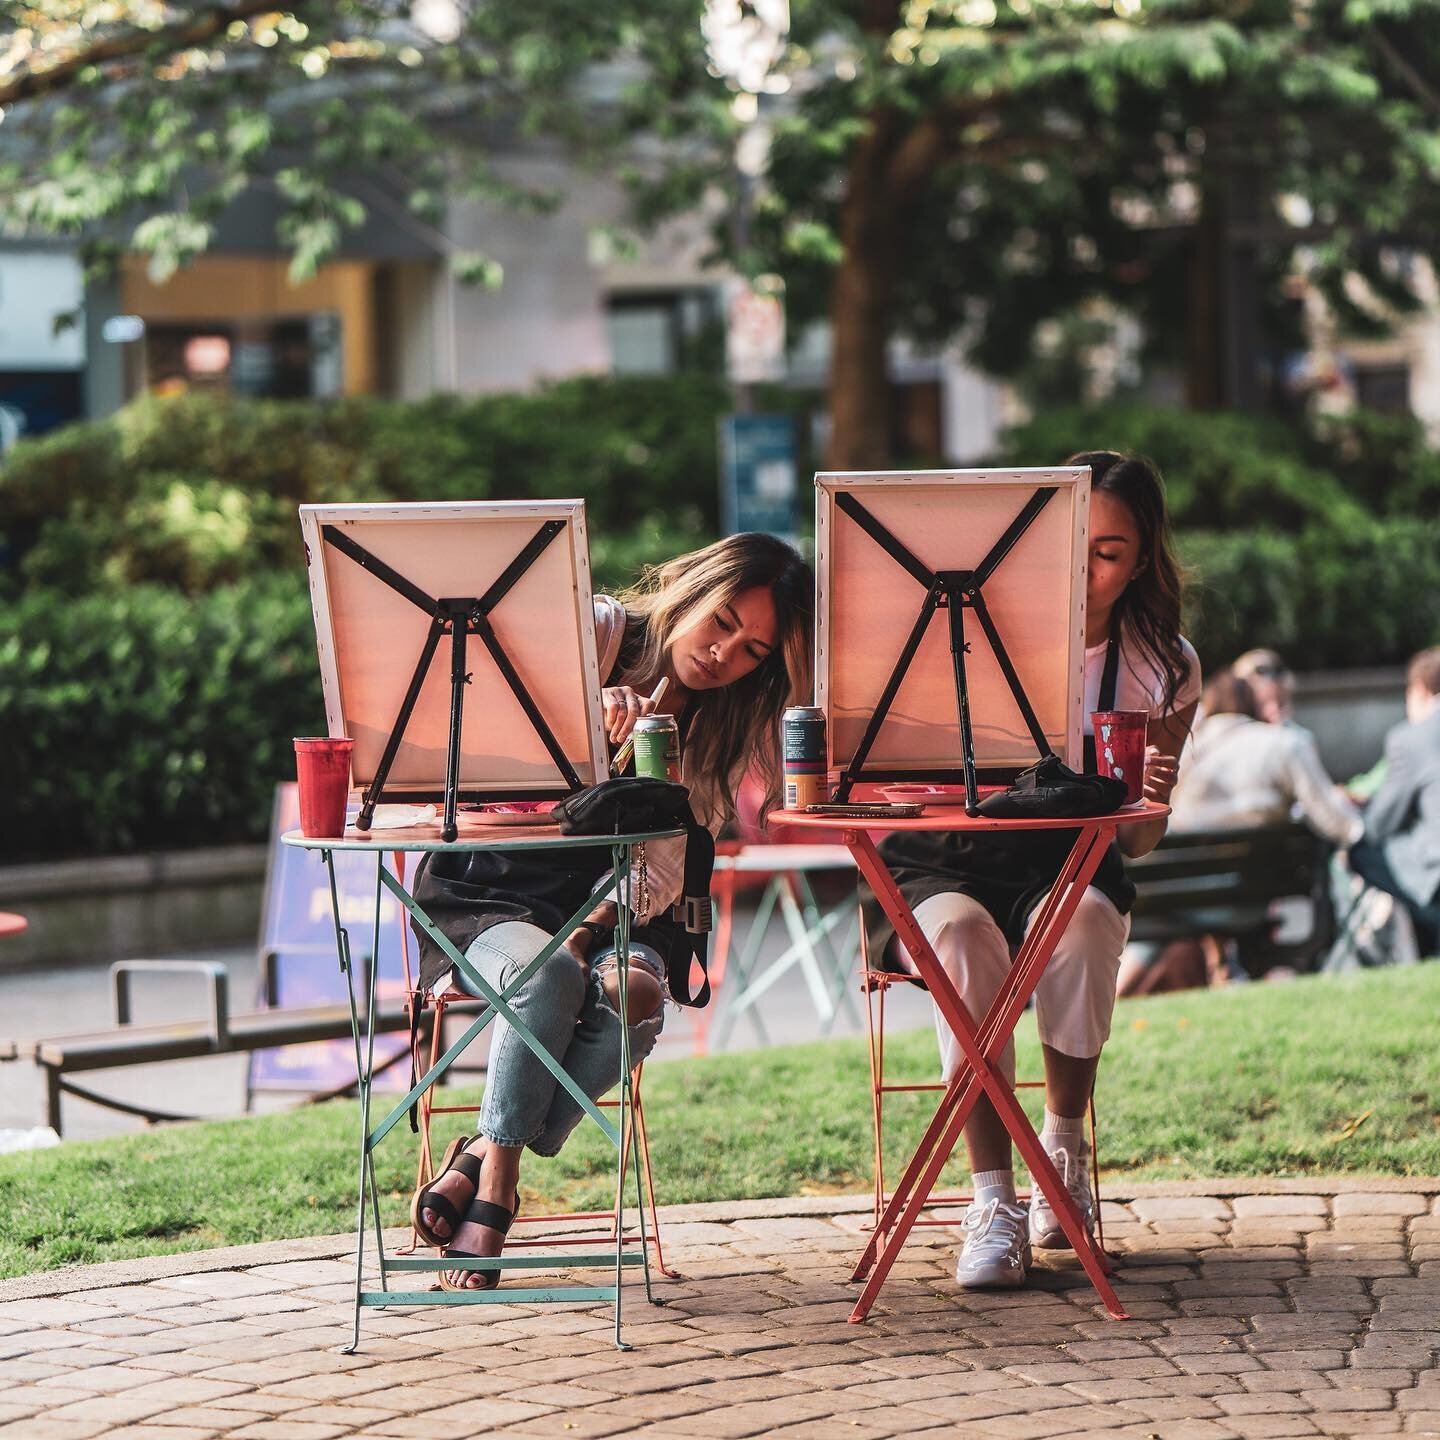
[1352,364,1411,416]
[143,315,343,399]
[605,288,722,375]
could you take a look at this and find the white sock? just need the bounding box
[971,1169,1016,1206]
[1042,1109,1085,1148]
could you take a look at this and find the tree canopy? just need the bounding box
[742,0,1440,463]
[0,1,719,285]
[5,3,1439,469]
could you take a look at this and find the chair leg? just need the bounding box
[406,995,446,1253]
[863,972,887,1233]
[630,1071,677,1280]
[1087,1088,1106,1257]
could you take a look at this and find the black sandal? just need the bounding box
[410,1135,484,1249]
[438,1187,522,1292]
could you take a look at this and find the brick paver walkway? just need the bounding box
[1,1180,1437,1439]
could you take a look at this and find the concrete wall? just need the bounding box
[446,158,625,392]
[1291,667,1407,782]
[0,848,266,973]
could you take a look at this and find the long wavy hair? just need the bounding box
[615,533,814,825]
[1069,450,1189,714]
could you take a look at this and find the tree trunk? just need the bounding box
[1186,192,1224,410]
[826,115,904,470]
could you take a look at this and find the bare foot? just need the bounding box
[443,1179,517,1290]
[419,1145,480,1244]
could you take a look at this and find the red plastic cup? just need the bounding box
[294,737,355,838]
[1091,710,1147,805]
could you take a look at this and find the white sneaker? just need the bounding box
[1028,1138,1095,1250]
[955,1197,1031,1289]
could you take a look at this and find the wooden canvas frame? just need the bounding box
[815,468,1090,790]
[300,500,609,810]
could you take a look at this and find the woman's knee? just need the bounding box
[913,894,1009,992]
[597,962,663,1025]
[1045,889,1128,974]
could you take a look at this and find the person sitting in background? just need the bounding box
[1119,667,1360,997]
[1347,647,1440,958]
[1232,649,1298,728]
[1168,668,1362,848]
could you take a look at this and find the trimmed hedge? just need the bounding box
[1,536,714,861]
[6,387,1440,861]
[0,378,753,595]
[990,403,1372,533]
[1181,520,1440,674]
[1,579,321,860]
[993,403,1440,673]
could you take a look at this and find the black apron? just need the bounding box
[862,630,1136,966]
[411,615,690,994]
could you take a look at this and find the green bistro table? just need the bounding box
[282,812,686,1353]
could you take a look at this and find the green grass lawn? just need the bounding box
[3,964,1438,1279]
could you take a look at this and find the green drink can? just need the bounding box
[632,714,681,782]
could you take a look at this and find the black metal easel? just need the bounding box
[829,487,1059,815]
[322,521,584,842]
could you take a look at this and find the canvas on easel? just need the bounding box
[299,500,609,840]
[814,468,1090,810]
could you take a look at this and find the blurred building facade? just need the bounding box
[4,140,1438,458]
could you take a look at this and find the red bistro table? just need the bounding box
[772,801,1169,1323]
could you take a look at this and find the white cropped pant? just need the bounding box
[895,889,1130,1084]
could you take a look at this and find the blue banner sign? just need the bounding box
[719,413,797,540]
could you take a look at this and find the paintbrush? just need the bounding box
[609,676,670,775]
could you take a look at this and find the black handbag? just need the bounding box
[555,777,715,1007]
[974,754,1128,819]
[554,776,692,835]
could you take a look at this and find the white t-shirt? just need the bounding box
[1084,631,1202,723]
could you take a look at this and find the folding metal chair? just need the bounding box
[697,840,861,1053]
[394,859,675,1278]
[859,912,1105,1251]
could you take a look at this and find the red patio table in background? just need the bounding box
[772,801,1169,1324]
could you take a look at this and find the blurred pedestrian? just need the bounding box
[1169,668,1361,848]
[1346,647,1440,957]
[1232,648,1297,728]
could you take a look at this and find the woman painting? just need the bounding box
[866,452,1201,1289]
[409,532,813,1289]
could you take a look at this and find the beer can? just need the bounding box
[782,705,827,810]
[633,714,681,782]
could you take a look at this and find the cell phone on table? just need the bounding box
[802,802,924,819]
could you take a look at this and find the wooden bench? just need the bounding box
[1126,822,1336,976]
[7,958,482,1135]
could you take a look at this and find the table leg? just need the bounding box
[612,842,633,1351]
[847,825,1103,1275]
[845,826,1128,1322]
[324,850,379,1355]
[710,880,781,1050]
[375,869,626,1150]
[364,858,388,1300]
[328,853,652,1328]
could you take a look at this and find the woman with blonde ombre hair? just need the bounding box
[408,532,813,1290]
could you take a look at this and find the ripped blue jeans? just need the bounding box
[451,922,665,1157]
